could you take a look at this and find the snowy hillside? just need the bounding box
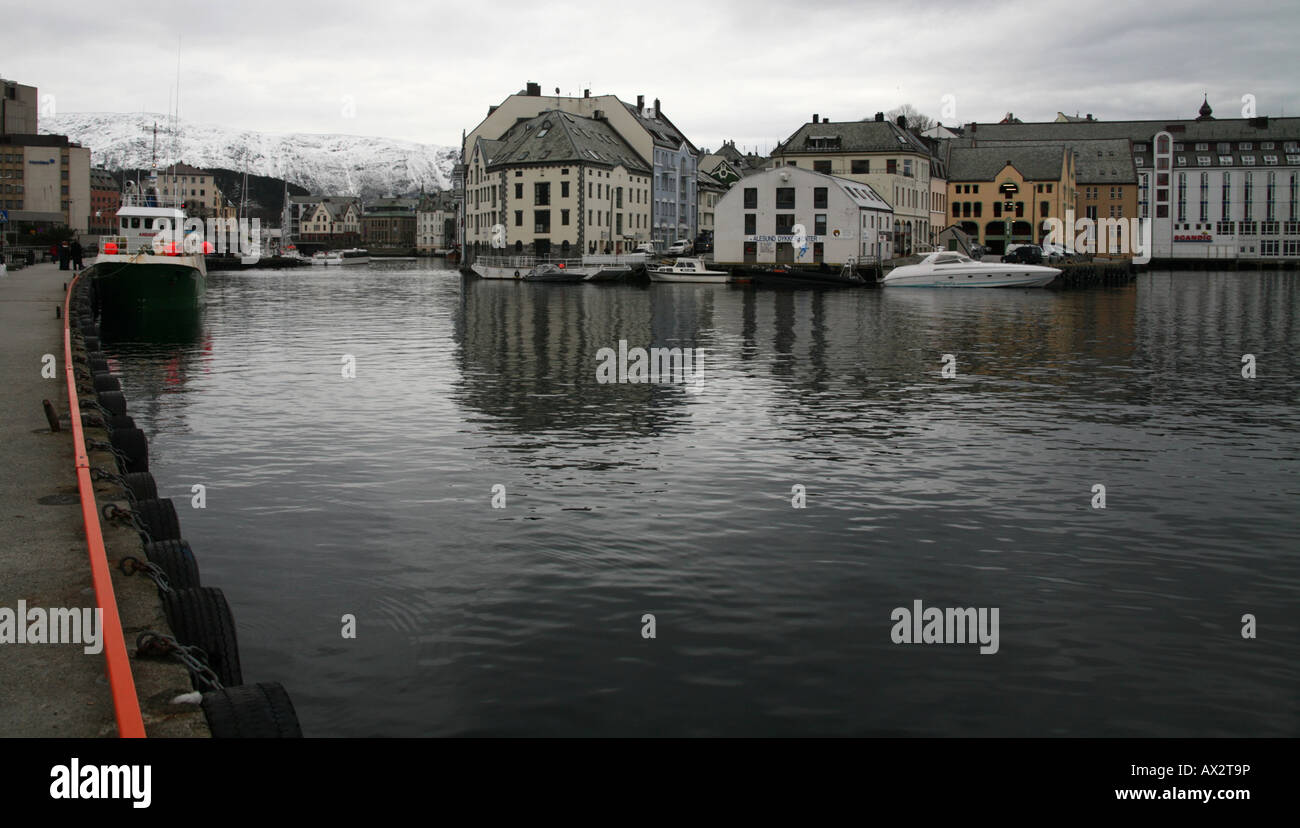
[42,112,458,198]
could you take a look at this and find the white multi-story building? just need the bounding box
[966,100,1300,261]
[770,113,938,256]
[460,82,698,252]
[715,166,893,266]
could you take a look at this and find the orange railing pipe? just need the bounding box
[64,271,147,738]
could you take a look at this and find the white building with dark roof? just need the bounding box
[715,165,893,266]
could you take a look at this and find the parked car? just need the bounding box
[665,239,692,256]
[633,242,657,255]
[693,233,713,255]
[1003,244,1044,264]
[1039,242,1070,263]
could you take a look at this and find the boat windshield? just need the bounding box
[931,253,975,265]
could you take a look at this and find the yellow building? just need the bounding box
[152,163,228,218]
[944,143,1077,253]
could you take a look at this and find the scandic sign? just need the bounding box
[1174,234,1213,242]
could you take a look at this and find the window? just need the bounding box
[1240,142,1253,151]
[514,210,522,226]
[813,160,832,174]
[743,187,757,209]
[903,159,913,177]
[1199,173,1209,222]
[775,188,795,209]
[813,187,827,209]
[1177,157,1187,166]
[952,202,961,217]
[1135,157,1144,166]
[561,181,569,198]
[1040,200,1048,217]
[1222,173,1231,220]
[535,182,550,205]
[1217,143,1231,153]
[851,160,869,174]
[1264,156,1278,165]
[1242,156,1256,166]
[886,159,897,174]
[973,202,981,218]
[515,183,523,199]
[814,214,826,236]
[561,209,569,226]
[744,214,756,235]
[1198,156,1211,166]
[775,214,795,234]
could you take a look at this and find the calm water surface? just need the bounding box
[102,261,1299,736]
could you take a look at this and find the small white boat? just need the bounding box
[648,258,729,283]
[312,248,370,266]
[881,252,1059,288]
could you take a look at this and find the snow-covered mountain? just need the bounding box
[42,112,458,198]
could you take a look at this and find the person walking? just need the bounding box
[70,239,84,270]
[58,241,70,271]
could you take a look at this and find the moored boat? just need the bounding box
[88,183,206,314]
[881,252,1060,288]
[312,248,370,266]
[647,257,729,283]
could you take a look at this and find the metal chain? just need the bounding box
[135,631,223,691]
[118,556,173,594]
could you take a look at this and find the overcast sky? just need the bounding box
[4,0,1298,152]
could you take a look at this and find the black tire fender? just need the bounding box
[201,682,302,738]
[162,587,243,688]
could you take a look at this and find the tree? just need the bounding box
[881,104,935,134]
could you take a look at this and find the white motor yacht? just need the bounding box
[881,252,1060,288]
[648,258,729,283]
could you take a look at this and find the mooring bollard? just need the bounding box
[42,399,61,432]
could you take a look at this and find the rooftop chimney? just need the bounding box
[637,94,644,113]
[875,112,884,122]
[813,114,819,124]
[583,89,590,98]
[525,81,541,97]
[896,115,908,129]
[653,98,661,117]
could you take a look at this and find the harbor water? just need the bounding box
[100,261,1299,736]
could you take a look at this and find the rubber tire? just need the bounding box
[201,682,302,738]
[162,587,243,688]
[80,322,99,337]
[121,471,158,501]
[107,414,136,433]
[98,390,126,417]
[144,539,200,590]
[93,372,120,393]
[109,426,148,473]
[83,335,100,351]
[89,357,111,375]
[134,497,180,542]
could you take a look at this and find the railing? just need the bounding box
[583,253,648,265]
[63,273,147,738]
[120,191,184,209]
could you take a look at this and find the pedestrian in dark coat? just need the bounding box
[58,241,70,270]
[71,239,84,270]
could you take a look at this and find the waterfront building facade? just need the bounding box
[460,82,698,251]
[464,109,652,256]
[416,191,458,253]
[0,133,91,233]
[944,143,1076,254]
[770,114,936,256]
[361,198,417,248]
[714,165,894,266]
[961,101,1300,261]
[89,168,120,235]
